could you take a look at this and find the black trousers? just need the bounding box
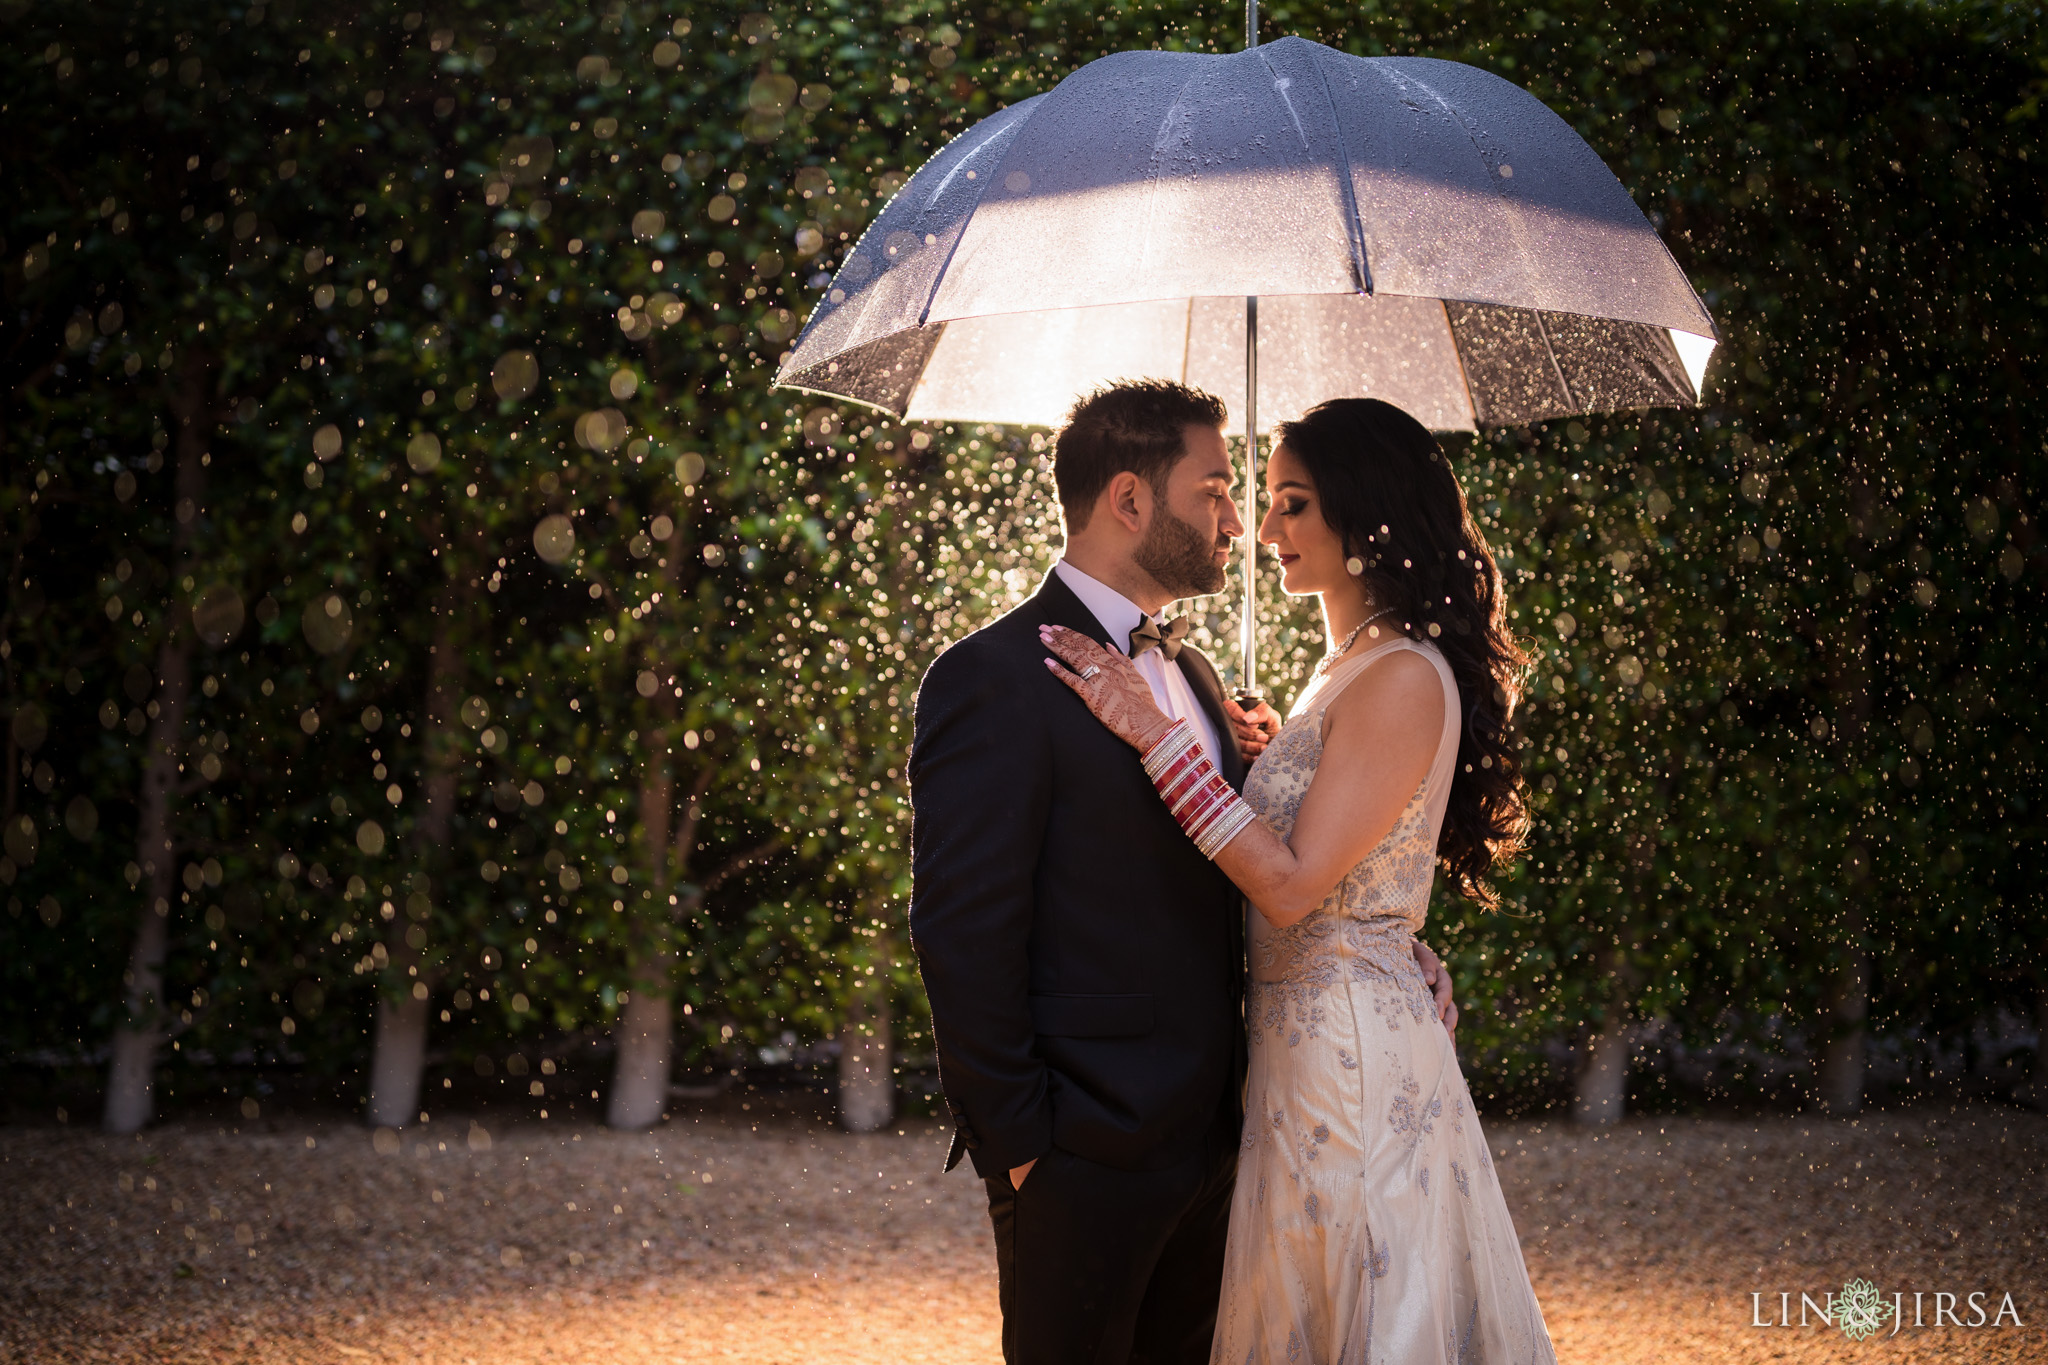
[983,1111,1239,1365]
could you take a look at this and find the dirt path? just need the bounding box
[2,1106,2041,1363]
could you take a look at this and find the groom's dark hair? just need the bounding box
[1054,379,1227,530]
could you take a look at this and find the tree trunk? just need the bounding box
[839,972,895,1133]
[2,527,23,831]
[365,588,461,1128]
[607,763,679,1129]
[1573,1020,1629,1127]
[365,991,430,1128]
[608,543,686,1130]
[607,986,674,1129]
[609,757,779,1128]
[103,635,189,1133]
[103,357,206,1135]
[1818,948,1870,1113]
[1573,953,1632,1127]
[602,522,783,1128]
[1819,520,1876,1120]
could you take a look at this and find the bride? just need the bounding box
[1041,397,1557,1364]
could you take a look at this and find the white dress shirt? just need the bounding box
[1054,559,1227,764]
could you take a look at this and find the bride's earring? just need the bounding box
[1347,557,1375,636]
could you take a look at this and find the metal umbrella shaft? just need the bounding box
[1240,0,1261,698]
[1242,296,1259,697]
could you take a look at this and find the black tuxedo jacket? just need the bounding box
[909,570,1247,1178]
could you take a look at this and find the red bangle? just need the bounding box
[1138,719,1258,859]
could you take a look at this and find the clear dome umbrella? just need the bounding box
[775,11,1716,694]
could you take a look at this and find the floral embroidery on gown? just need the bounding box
[1211,639,1557,1365]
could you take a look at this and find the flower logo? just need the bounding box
[1836,1278,1895,1341]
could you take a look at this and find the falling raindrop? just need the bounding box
[491,350,539,402]
[9,703,47,751]
[301,593,354,653]
[533,515,576,564]
[192,585,245,646]
[405,432,443,472]
[64,797,97,841]
[5,814,41,866]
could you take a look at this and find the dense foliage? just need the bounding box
[1,0,2040,1122]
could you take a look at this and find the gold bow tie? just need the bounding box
[1128,616,1189,661]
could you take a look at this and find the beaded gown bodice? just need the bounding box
[1240,639,1461,1032]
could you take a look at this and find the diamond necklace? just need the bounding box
[1312,609,1398,680]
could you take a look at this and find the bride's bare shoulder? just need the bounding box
[1322,647,1446,737]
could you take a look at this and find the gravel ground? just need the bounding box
[2,1101,2042,1364]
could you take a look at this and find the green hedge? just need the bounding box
[0,0,2040,1113]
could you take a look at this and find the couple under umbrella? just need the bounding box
[776,30,1714,1365]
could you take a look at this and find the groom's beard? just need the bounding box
[1135,503,1230,600]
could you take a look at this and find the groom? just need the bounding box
[908,380,1452,1363]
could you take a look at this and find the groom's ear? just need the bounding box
[1104,469,1150,536]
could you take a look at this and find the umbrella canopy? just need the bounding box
[776,35,1715,435]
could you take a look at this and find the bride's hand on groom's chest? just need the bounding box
[1038,624,1174,752]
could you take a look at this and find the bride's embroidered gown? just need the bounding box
[1212,639,1557,1365]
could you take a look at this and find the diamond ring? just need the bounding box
[1080,665,1100,680]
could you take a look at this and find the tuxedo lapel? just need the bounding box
[1175,646,1246,791]
[1033,568,1118,651]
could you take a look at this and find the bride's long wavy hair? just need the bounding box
[1273,398,1532,907]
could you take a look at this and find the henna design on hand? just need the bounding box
[1038,625,1172,752]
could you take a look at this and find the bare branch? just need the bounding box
[671,761,717,875]
[673,836,785,918]
[701,837,784,895]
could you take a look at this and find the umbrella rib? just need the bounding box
[1253,46,1312,150]
[915,235,971,329]
[1306,44,1374,295]
[775,379,897,418]
[1438,300,1483,430]
[1135,64,1214,290]
[914,104,1038,326]
[1531,309,1577,413]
